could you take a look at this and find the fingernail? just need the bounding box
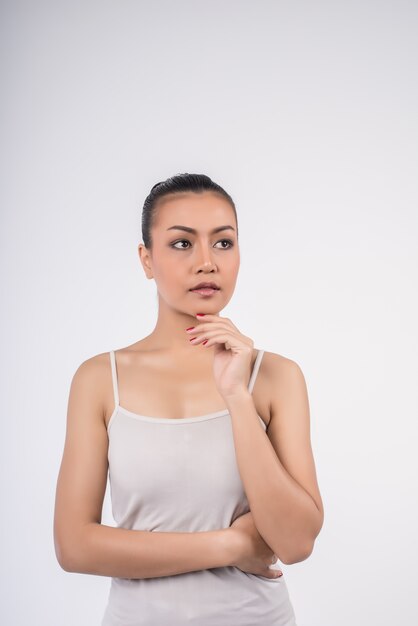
[196,313,205,317]
[276,571,283,577]
[202,340,208,345]
[185,327,195,331]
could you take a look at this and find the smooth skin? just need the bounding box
[53,190,323,580]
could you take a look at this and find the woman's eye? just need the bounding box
[215,239,234,249]
[170,239,234,250]
[171,240,191,249]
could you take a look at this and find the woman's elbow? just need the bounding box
[54,525,85,573]
[281,541,314,565]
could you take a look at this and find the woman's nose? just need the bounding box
[195,247,216,269]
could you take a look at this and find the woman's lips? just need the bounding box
[190,288,219,296]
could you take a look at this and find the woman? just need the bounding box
[53,173,324,626]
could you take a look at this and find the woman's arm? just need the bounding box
[53,355,237,579]
[224,353,324,564]
[61,523,234,579]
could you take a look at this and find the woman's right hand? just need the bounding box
[228,511,283,579]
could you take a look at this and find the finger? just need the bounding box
[188,329,223,344]
[195,314,239,331]
[188,331,234,346]
[200,332,247,349]
[186,322,228,335]
[267,567,283,578]
[189,328,235,341]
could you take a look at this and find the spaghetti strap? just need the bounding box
[109,350,120,408]
[248,349,264,394]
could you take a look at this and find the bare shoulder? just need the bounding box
[248,349,296,428]
[260,350,305,398]
[261,349,301,367]
[75,349,112,375]
[261,349,297,372]
[260,349,311,430]
[70,351,114,425]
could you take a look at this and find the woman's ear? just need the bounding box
[138,243,154,279]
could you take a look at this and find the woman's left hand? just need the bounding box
[186,313,254,398]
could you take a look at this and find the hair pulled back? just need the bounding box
[141,173,238,250]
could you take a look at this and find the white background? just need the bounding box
[1,1,417,624]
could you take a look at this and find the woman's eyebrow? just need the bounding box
[166,225,235,234]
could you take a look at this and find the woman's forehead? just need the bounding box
[154,192,235,226]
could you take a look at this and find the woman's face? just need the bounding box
[139,191,240,315]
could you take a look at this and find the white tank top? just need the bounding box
[102,349,297,626]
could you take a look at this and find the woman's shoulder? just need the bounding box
[78,339,148,369]
[72,340,156,400]
[259,348,300,371]
[74,349,114,374]
[69,351,115,405]
[258,349,305,388]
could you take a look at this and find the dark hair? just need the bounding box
[141,173,238,249]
